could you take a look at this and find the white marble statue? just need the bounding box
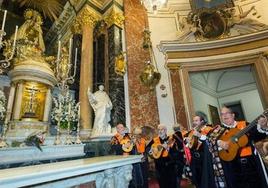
[87,85,113,136]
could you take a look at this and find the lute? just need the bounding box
[219,109,268,161]
[148,137,175,159]
[121,137,134,153]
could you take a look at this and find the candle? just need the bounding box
[59,100,62,112]
[74,48,78,74]
[68,102,71,116]
[68,38,73,64]
[78,103,80,119]
[12,25,18,47]
[1,10,7,31]
[57,40,61,61]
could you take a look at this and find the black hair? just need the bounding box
[195,111,208,125]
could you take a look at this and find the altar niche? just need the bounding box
[20,82,47,122]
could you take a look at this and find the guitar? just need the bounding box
[121,137,134,153]
[219,109,268,161]
[187,124,204,149]
[149,137,175,159]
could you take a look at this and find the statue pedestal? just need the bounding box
[90,134,113,141]
[89,127,116,141]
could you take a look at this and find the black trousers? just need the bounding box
[222,155,268,188]
[155,157,177,188]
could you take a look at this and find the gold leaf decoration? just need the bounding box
[17,0,63,20]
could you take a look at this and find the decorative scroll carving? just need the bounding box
[104,9,125,29]
[72,6,101,34]
[177,6,268,42]
[95,165,133,188]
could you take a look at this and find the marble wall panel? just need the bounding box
[170,69,187,130]
[108,26,125,126]
[124,0,159,129]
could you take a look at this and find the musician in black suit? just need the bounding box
[146,124,178,188]
[203,106,268,188]
[169,124,185,188]
[184,115,213,188]
[110,123,133,155]
[110,124,148,188]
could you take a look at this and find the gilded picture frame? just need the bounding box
[189,0,234,11]
[208,104,221,125]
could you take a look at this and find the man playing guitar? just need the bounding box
[110,123,133,155]
[146,124,177,188]
[184,115,213,188]
[204,106,268,188]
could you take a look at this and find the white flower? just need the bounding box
[51,91,79,124]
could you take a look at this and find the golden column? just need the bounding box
[13,82,24,120]
[73,6,100,137]
[4,83,16,124]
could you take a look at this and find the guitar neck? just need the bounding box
[234,109,268,139]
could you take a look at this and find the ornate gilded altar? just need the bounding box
[3,9,57,137]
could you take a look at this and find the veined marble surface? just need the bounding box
[0,155,142,188]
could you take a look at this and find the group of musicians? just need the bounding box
[110,106,268,188]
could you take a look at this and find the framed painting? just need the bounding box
[189,0,234,10]
[208,104,221,125]
[223,101,245,121]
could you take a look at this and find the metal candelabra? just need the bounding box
[0,10,18,74]
[55,38,77,92]
[54,101,62,145]
[65,103,73,145]
[75,103,81,144]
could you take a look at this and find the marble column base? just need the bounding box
[80,129,92,140]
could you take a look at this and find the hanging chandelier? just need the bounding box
[139,29,161,90]
[141,0,167,14]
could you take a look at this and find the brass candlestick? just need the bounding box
[65,103,73,145]
[75,119,81,144]
[54,120,62,145]
[54,102,62,145]
[65,120,72,145]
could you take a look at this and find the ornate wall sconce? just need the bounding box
[140,61,161,90]
[115,51,127,76]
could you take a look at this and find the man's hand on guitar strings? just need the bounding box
[217,140,230,150]
[193,130,201,137]
[162,143,168,150]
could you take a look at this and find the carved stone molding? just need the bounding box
[95,165,133,188]
[104,8,125,29]
[73,6,101,34]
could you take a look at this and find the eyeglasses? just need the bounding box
[220,112,232,116]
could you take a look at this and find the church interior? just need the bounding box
[0,0,268,187]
